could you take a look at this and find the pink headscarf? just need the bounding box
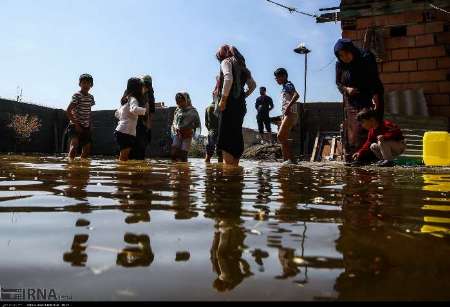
[216,45,233,62]
[216,44,246,66]
[214,44,249,99]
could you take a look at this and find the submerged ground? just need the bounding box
[0,155,450,301]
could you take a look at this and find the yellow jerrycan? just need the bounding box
[423,132,450,166]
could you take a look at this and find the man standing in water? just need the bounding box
[255,87,274,144]
[129,75,156,160]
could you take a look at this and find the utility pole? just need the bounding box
[294,43,311,158]
[16,86,23,102]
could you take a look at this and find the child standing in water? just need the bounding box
[274,68,300,165]
[171,92,201,162]
[114,78,147,162]
[66,74,95,161]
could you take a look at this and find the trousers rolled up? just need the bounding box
[370,140,406,161]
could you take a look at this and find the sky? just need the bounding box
[0,0,342,132]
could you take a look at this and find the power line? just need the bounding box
[313,57,336,73]
[266,0,318,18]
[430,3,450,15]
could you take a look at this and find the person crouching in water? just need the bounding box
[353,109,406,167]
[171,92,201,162]
[114,78,147,162]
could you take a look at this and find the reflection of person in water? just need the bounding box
[63,233,89,267]
[170,163,199,220]
[64,161,91,204]
[63,162,92,266]
[115,166,153,224]
[276,248,300,280]
[255,168,273,207]
[204,165,253,292]
[117,233,154,268]
[334,168,392,300]
[211,219,252,292]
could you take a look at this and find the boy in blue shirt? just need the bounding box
[274,68,300,164]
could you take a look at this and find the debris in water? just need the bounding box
[313,197,325,204]
[293,257,307,265]
[251,229,262,235]
[175,251,191,262]
[76,219,90,227]
[89,265,113,275]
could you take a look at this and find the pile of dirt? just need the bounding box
[242,144,282,161]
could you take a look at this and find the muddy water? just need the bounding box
[1,155,450,301]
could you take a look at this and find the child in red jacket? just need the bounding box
[352,109,406,167]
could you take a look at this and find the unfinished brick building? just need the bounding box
[335,0,450,118]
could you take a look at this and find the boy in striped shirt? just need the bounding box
[66,74,95,161]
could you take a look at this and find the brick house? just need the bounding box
[334,0,450,118]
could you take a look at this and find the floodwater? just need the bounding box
[1,155,450,301]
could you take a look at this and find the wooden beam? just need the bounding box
[330,137,337,160]
[310,131,321,162]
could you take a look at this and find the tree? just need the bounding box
[7,114,42,152]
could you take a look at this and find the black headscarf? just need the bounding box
[334,39,384,108]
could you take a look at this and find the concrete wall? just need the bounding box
[88,107,175,157]
[1,97,343,158]
[0,98,175,157]
[0,98,67,154]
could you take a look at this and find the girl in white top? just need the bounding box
[115,78,147,161]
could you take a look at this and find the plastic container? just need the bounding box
[423,132,450,166]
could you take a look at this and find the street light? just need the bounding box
[294,43,311,105]
[294,43,311,157]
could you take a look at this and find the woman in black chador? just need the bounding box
[335,39,384,163]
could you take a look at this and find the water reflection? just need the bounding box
[117,233,154,268]
[204,166,253,292]
[63,234,89,267]
[170,164,198,220]
[1,156,450,300]
[116,168,152,224]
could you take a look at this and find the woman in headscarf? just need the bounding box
[171,92,201,162]
[215,45,257,167]
[334,39,384,163]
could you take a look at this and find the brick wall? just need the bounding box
[341,3,450,117]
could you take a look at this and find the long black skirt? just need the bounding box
[217,97,247,160]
